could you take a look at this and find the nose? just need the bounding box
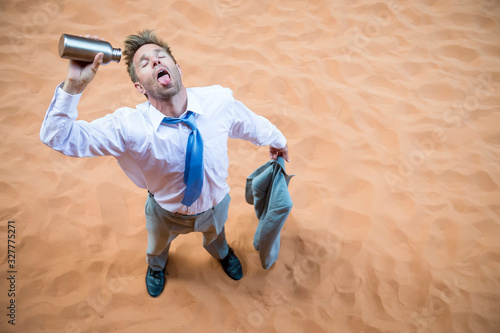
[151,56,160,67]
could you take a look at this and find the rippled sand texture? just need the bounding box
[1,0,500,332]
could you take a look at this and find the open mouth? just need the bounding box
[157,69,171,85]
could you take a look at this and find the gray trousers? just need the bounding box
[145,192,231,271]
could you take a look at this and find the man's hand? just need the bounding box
[269,144,289,162]
[62,35,105,95]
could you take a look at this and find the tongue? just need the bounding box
[158,74,171,86]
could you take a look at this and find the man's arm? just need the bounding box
[40,36,127,158]
[228,98,289,162]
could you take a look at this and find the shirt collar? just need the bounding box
[147,89,204,130]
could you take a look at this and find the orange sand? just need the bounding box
[1,0,500,332]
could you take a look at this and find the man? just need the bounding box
[40,30,289,297]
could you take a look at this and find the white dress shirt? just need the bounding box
[40,84,287,215]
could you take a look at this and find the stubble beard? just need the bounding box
[151,67,183,100]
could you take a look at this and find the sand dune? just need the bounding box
[1,0,499,332]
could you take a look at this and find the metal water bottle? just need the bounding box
[58,33,121,64]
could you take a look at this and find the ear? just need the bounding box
[134,82,145,95]
[176,64,183,76]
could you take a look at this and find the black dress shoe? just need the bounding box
[219,247,243,280]
[146,266,167,297]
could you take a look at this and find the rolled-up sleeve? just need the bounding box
[40,84,127,157]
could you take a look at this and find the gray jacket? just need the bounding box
[245,157,293,269]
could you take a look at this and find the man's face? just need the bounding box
[132,44,183,100]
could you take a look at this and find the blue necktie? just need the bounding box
[161,111,204,207]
